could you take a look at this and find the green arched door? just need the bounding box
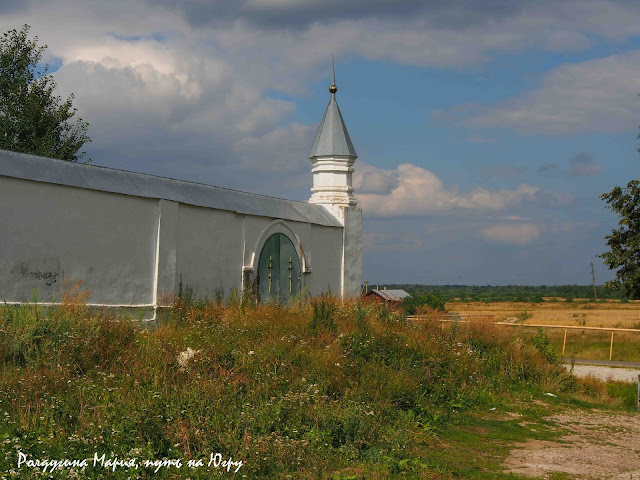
[257,233,301,302]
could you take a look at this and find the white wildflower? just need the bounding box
[177,347,200,370]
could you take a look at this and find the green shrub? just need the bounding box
[401,293,445,315]
[530,327,558,364]
[606,381,639,408]
[517,310,532,322]
[354,301,369,331]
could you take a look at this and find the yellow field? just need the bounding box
[446,300,640,329]
[445,300,640,361]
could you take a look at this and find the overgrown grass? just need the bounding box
[0,295,635,479]
[543,329,640,362]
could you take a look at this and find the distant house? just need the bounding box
[365,289,410,305]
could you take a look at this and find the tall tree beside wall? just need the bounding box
[599,178,640,299]
[0,25,90,162]
[598,119,640,299]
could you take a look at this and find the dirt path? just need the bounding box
[564,363,640,382]
[505,410,640,479]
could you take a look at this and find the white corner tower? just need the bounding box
[308,58,362,297]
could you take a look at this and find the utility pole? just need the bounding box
[591,262,598,302]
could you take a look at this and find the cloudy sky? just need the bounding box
[4,0,640,286]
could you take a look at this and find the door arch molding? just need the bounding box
[245,219,309,273]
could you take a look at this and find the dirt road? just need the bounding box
[563,359,640,382]
[505,410,640,479]
[565,363,640,382]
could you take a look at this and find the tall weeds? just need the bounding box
[0,294,625,479]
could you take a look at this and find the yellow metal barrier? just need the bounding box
[409,316,640,361]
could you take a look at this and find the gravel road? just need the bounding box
[564,363,640,382]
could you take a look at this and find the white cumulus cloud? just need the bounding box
[355,163,539,217]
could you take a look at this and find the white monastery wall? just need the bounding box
[307,223,344,295]
[174,203,244,301]
[0,176,344,310]
[0,176,158,305]
[342,206,363,297]
[174,205,343,300]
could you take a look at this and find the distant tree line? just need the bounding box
[384,285,628,303]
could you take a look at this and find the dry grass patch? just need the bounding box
[448,301,640,328]
[447,301,640,361]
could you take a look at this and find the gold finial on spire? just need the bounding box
[329,54,337,94]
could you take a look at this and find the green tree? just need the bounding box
[599,177,640,298]
[401,293,445,315]
[0,25,90,161]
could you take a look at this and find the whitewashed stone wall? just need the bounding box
[0,176,346,317]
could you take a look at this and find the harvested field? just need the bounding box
[447,300,640,329]
[445,301,640,361]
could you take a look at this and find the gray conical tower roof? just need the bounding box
[308,96,358,159]
[308,61,358,159]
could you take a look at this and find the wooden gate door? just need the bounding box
[257,233,300,302]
